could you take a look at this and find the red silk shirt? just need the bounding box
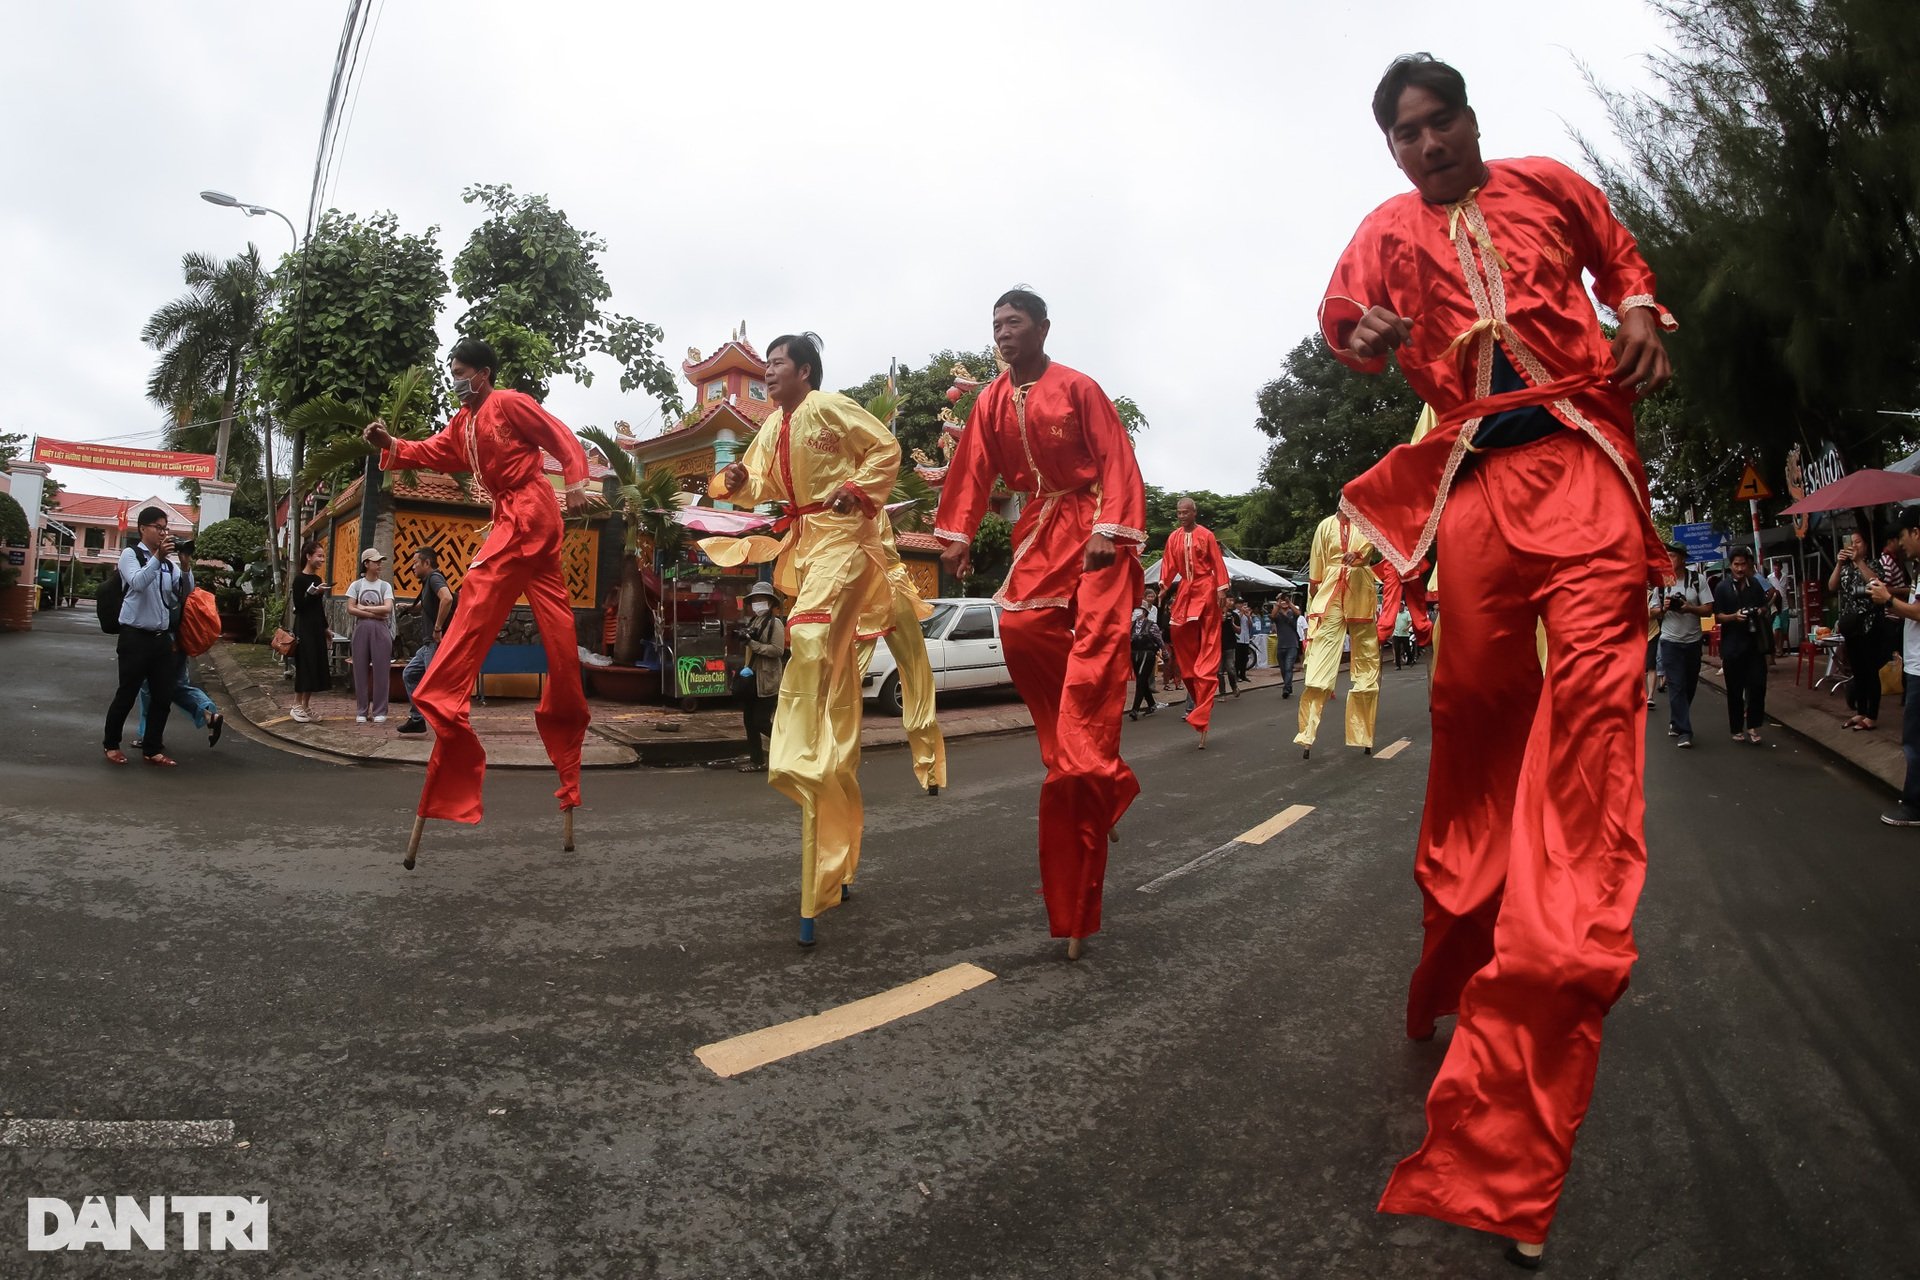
[1163,524,1229,624]
[1318,156,1676,578]
[381,389,591,567]
[933,362,1147,610]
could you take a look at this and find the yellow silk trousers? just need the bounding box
[771,531,889,921]
[1295,613,1381,749]
[856,581,947,792]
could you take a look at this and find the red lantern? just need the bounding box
[945,386,963,403]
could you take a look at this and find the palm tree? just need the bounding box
[579,425,685,664]
[141,246,271,484]
[290,365,443,499]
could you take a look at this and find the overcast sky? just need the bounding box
[2,0,1675,510]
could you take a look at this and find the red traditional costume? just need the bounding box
[933,362,1146,940]
[1320,156,1676,1243]
[1162,522,1229,735]
[378,389,593,825]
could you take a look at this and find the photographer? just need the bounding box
[1654,544,1714,747]
[1868,506,1920,826]
[736,581,785,772]
[1713,546,1771,744]
[102,506,193,766]
[1826,528,1888,730]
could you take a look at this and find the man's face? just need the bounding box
[1668,551,1687,580]
[1899,527,1920,560]
[1176,500,1197,529]
[450,359,491,404]
[1730,556,1753,581]
[139,518,166,549]
[413,553,431,580]
[1387,84,1483,204]
[765,346,808,403]
[991,305,1048,370]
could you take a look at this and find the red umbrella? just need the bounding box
[1779,468,1920,515]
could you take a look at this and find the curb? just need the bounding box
[1697,666,1901,793]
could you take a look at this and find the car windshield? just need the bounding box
[921,603,957,638]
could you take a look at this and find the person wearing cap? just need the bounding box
[738,580,786,773]
[1869,505,1920,826]
[346,547,397,724]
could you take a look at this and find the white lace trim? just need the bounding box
[1094,522,1146,543]
[932,526,971,545]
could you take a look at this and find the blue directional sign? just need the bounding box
[1672,522,1728,563]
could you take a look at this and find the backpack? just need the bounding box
[96,546,146,634]
[178,587,222,656]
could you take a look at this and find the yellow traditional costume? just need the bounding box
[1296,511,1381,754]
[857,512,946,793]
[701,391,900,944]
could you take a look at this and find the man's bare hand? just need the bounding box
[827,483,865,516]
[1349,306,1413,361]
[1870,580,1893,606]
[564,486,591,514]
[1610,307,1672,399]
[1083,532,1117,572]
[718,462,749,494]
[363,419,394,451]
[939,539,972,581]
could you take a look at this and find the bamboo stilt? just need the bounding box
[563,807,575,852]
[403,815,424,871]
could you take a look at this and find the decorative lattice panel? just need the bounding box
[329,516,360,595]
[907,558,940,602]
[392,510,598,608]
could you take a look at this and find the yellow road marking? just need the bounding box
[1235,803,1315,846]
[1374,737,1413,760]
[695,963,996,1078]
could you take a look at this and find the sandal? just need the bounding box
[208,713,224,747]
[143,754,179,767]
[103,748,127,765]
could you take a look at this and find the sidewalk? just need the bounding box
[1697,653,1903,792]
[207,643,1306,769]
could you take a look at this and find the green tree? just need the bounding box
[961,513,1013,597]
[1242,334,1422,562]
[843,348,997,462]
[1583,0,1920,489]
[141,245,272,485]
[452,184,682,416]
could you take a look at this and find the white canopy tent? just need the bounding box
[1145,553,1297,592]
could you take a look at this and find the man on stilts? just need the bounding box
[362,337,594,867]
[934,288,1147,960]
[1294,510,1381,758]
[1162,497,1230,748]
[701,333,900,947]
[1318,54,1674,1267]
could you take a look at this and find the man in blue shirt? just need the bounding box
[103,506,193,765]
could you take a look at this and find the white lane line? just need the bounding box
[696,963,996,1079]
[1138,805,1316,893]
[0,1120,236,1149]
[1374,737,1413,760]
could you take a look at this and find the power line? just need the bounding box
[325,0,386,211]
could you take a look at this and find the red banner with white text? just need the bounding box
[32,437,218,479]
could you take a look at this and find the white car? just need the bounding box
[861,597,1010,715]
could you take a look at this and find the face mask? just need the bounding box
[751,601,770,616]
[451,375,475,399]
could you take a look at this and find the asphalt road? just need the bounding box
[3,611,1918,1278]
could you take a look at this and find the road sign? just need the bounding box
[1673,522,1728,562]
[1735,463,1774,500]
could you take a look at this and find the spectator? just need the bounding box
[346,549,396,724]
[1129,585,1165,720]
[737,580,785,771]
[1655,544,1713,748]
[1828,530,1888,731]
[1643,581,1661,708]
[395,545,454,735]
[1234,600,1257,681]
[1270,595,1302,698]
[102,506,194,766]
[1219,598,1242,697]
[1713,546,1771,743]
[135,655,223,751]
[1391,604,1415,669]
[1870,507,1920,825]
[290,538,332,723]
[1157,586,1182,697]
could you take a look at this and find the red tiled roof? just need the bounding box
[52,492,198,523]
[896,531,944,553]
[642,397,772,445]
[681,338,766,381]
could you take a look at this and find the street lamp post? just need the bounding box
[202,189,302,588]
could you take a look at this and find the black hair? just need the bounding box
[1729,546,1755,564]
[300,536,323,563]
[412,544,438,566]
[1666,542,1687,557]
[993,288,1048,324]
[1372,53,1470,133]
[448,337,499,381]
[137,505,168,528]
[768,332,824,389]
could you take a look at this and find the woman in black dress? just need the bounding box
[291,538,332,722]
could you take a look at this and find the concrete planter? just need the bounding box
[0,582,35,631]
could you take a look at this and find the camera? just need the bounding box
[172,538,196,560]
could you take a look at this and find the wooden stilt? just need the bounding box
[403,815,425,871]
[1197,729,1208,750]
[926,783,939,797]
[562,807,576,852]
[1066,937,1084,961]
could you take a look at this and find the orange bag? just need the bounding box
[179,587,223,656]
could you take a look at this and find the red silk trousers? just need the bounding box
[1170,603,1223,732]
[1376,561,1434,647]
[999,552,1143,938]
[1379,431,1648,1243]
[410,537,589,824]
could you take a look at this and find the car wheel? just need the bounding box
[879,672,903,718]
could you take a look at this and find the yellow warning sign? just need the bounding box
[1735,463,1774,501]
